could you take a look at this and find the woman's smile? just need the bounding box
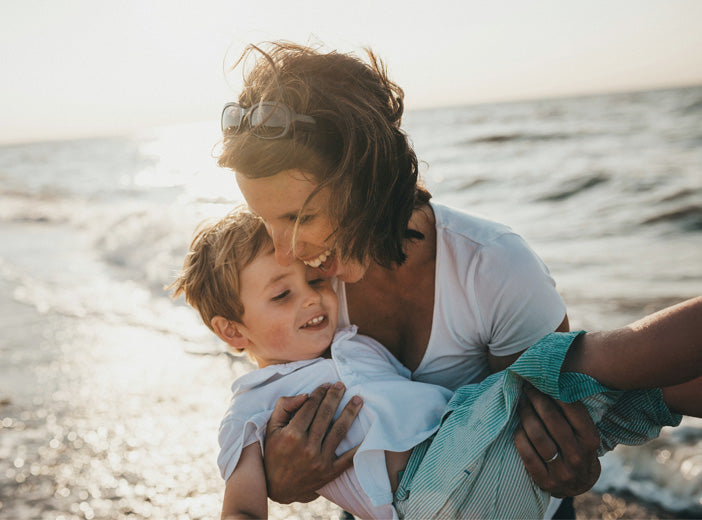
[235,169,369,282]
[303,249,332,269]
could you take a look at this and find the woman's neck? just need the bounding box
[346,205,437,370]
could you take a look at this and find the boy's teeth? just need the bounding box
[304,250,332,268]
[304,316,324,327]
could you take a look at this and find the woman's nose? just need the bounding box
[268,226,295,266]
[274,246,295,266]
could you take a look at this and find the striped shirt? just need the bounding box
[394,331,682,519]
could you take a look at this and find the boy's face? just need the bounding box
[235,249,339,367]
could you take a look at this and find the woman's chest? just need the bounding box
[346,263,436,372]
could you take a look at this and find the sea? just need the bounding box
[1,85,701,519]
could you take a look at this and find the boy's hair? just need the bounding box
[170,206,271,330]
[218,41,430,269]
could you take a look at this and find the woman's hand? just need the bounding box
[263,382,363,504]
[513,383,601,497]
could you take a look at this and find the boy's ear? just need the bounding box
[211,316,249,351]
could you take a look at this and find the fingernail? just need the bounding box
[320,382,332,389]
[333,381,345,390]
[351,396,363,405]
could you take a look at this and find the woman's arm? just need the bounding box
[662,376,702,416]
[263,382,363,504]
[562,297,702,391]
[221,443,268,520]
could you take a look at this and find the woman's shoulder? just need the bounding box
[429,201,515,247]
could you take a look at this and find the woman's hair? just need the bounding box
[169,206,271,331]
[218,41,431,268]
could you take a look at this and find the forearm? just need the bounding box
[221,444,269,520]
[662,375,702,416]
[563,297,702,390]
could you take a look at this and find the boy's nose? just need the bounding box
[302,287,322,307]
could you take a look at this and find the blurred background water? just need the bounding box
[1,85,701,519]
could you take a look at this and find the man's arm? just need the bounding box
[221,443,268,520]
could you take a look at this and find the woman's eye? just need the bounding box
[271,290,290,302]
[297,214,314,224]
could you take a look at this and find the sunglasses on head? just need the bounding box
[221,101,316,139]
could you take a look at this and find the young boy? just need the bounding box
[171,207,701,520]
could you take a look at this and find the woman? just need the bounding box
[217,41,601,516]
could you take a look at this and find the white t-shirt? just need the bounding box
[335,202,567,518]
[336,202,567,390]
[217,326,453,520]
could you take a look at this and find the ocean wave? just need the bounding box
[535,173,609,202]
[658,188,701,203]
[92,203,231,296]
[641,205,702,232]
[595,417,702,516]
[453,177,489,192]
[0,190,75,224]
[463,132,574,145]
[679,96,702,113]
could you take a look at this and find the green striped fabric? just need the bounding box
[394,331,681,519]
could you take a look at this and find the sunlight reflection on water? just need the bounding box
[0,297,338,518]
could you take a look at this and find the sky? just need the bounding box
[1,0,701,144]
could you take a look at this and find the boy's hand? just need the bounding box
[513,383,601,497]
[263,382,363,504]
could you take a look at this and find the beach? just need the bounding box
[1,85,701,518]
[1,277,698,519]
[1,280,698,520]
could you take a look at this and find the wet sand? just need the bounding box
[0,277,693,520]
[574,492,698,519]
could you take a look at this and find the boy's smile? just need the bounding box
[233,248,338,367]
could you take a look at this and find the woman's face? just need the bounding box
[236,169,369,283]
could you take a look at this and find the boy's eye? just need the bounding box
[308,278,325,286]
[271,290,290,302]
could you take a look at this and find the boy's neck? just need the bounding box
[254,343,333,369]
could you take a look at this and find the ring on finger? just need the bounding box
[544,451,559,464]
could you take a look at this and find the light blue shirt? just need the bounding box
[217,326,453,519]
[394,332,682,519]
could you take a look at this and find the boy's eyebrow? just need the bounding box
[263,272,291,291]
[260,247,289,291]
